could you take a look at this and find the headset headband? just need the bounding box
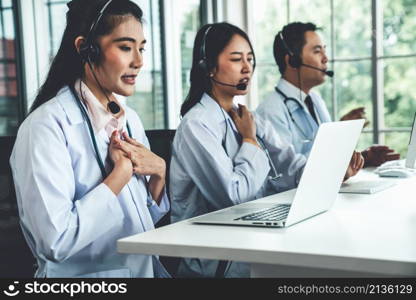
[85,0,113,46]
[278,30,302,68]
[200,26,213,63]
[199,24,256,73]
[279,31,295,56]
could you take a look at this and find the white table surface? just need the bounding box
[118,169,416,276]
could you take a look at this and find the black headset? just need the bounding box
[79,0,113,65]
[198,25,213,75]
[277,30,334,77]
[277,31,302,69]
[77,0,121,114]
[69,0,134,180]
[198,24,257,75]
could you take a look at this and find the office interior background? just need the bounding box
[0,0,415,276]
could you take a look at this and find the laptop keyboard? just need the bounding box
[235,204,291,222]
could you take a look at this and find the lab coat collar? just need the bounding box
[200,93,238,133]
[56,86,84,125]
[56,85,127,129]
[277,78,309,114]
[74,79,126,136]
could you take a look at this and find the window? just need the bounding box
[0,0,22,136]
[128,0,165,129]
[162,0,201,128]
[382,0,416,156]
[249,0,288,107]
[45,0,167,129]
[45,0,67,62]
[250,0,416,156]
[178,0,201,100]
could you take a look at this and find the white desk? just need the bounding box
[118,170,416,277]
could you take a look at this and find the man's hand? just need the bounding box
[344,151,365,182]
[362,145,401,167]
[340,107,370,127]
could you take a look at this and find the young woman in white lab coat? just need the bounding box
[10,0,170,278]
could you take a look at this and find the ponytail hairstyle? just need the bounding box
[180,22,256,117]
[30,0,143,113]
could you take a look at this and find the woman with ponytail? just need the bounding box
[169,22,310,278]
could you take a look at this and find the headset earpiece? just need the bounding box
[279,31,302,69]
[79,41,101,64]
[288,54,302,69]
[198,58,208,74]
[88,42,100,64]
[78,0,113,64]
[79,41,90,62]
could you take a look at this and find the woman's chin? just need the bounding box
[116,86,135,97]
[234,89,249,97]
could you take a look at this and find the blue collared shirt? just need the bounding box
[256,78,332,156]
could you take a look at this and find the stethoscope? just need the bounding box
[217,102,283,182]
[71,83,153,234]
[275,87,317,143]
[69,84,132,179]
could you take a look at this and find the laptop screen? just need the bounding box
[406,112,416,168]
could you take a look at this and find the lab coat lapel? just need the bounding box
[223,119,241,159]
[291,107,318,140]
[58,87,154,232]
[314,99,332,123]
[200,94,242,159]
[58,86,111,173]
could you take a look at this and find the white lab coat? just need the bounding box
[256,78,332,156]
[10,86,170,278]
[170,93,306,277]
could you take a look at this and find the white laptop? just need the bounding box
[192,119,365,228]
[405,112,416,169]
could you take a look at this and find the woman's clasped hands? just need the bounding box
[109,130,166,178]
[108,130,166,202]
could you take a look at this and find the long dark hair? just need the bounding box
[30,0,143,113]
[180,22,256,117]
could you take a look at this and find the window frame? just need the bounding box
[0,0,27,135]
[246,0,416,148]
